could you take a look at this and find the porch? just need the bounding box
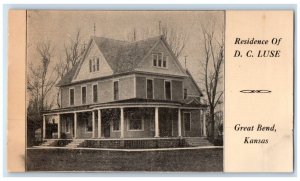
[43,106,207,140]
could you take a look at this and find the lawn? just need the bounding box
[26,147,223,172]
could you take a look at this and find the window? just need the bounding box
[89,57,100,72]
[128,111,143,130]
[184,88,188,99]
[158,53,162,67]
[114,81,119,100]
[93,84,98,103]
[152,53,167,68]
[163,56,167,68]
[152,54,157,66]
[96,58,100,71]
[69,88,74,105]
[184,112,191,131]
[146,79,153,99]
[165,81,171,100]
[81,86,86,104]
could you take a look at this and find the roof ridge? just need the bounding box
[93,35,163,45]
[92,36,130,44]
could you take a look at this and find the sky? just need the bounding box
[27,10,224,106]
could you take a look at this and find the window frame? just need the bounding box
[69,88,75,106]
[127,111,144,131]
[152,52,167,68]
[183,112,192,132]
[146,78,154,99]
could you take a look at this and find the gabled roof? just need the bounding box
[57,62,80,86]
[58,35,186,86]
[94,36,161,74]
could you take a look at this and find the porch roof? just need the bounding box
[42,98,207,115]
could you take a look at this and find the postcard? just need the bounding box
[7,10,294,172]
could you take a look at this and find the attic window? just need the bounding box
[153,53,167,68]
[89,57,100,72]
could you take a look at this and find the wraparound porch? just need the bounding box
[43,104,207,140]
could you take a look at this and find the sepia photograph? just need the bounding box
[25,10,224,171]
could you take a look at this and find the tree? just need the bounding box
[27,41,57,145]
[200,21,224,141]
[161,24,188,58]
[55,30,85,107]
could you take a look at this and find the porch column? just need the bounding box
[154,107,159,137]
[120,107,124,138]
[98,109,102,138]
[57,114,61,139]
[74,112,77,138]
[202,109,207,136]
[43,115,46,139]
[178,109,182,137]
[92,111,95,138]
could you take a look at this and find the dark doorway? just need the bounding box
[159,108,173,137]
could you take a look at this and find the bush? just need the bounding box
[213,136,223,146]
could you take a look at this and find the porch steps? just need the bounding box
[40,139,56,147]
[185,137,212,147]
[65,139,85,148]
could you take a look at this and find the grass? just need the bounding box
[26,148,223,172]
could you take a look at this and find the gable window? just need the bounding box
[89,57,100,72]
[93,84,98,103]
[81,86,87,104]
[163,56,167,68]
[165,81,171,100]
[184,88,188,99]
[114,81,119,100]
[69,88,75,106]
[152,53,167,68]
[96,58,100,71]
[128,111,143,130]
[152,54,157,66]
[158,53,162,67]
[146,79,153,99]
[183,112,191,132]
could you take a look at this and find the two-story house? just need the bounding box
[42,35,207,144]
